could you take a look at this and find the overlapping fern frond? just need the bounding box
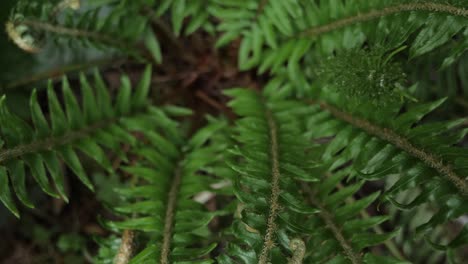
[100,116,231,263]
[1,0,467,262]
[218,88,319,263]
[305,93,468,254]
[211,0,467,73]
[389,187,466,263]
[219,88,408,263]
[0,65,154,218]
[409,51,468,107]
[301,167,403,264]
[6,0,161,63]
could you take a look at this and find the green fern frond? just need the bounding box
[211,0,467,73]
[209,0,305,70]
[0,65,154,218]
[306,95,468,250]
[389,187,465,263]
[409,51,468,107]
[102,117,230,263]
[300,168,402,264]
[219,88,320,263]
[6,0,162,62]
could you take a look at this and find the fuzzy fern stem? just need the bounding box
[320,102,468,196]
[301,182,363,264]
[258,109,282,264]
[18,19,134,53]
[299,2,468,38]
[0,119,114,165]
[160,162,182,264]
[114,230,134,264]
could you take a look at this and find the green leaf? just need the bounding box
[0,166,19,218]
[410,17,465,58]
[59,146,94,191]
[171,243,217,259]
[116,75,132,115]
[30,90,50,138]
[172,0,186,35]
[393,98,447,131]
[363,253,411,264]
[132,64,152,110]
[76,138,112,171]
[47,82,68,136]
[24,153,60,198]
[80,73,99,123]
[62,76,84,129]
[352,230,398,250]
[7,161,34,208]
[93,69,114,119]
[41,151,68,202]
[144,29,162,64]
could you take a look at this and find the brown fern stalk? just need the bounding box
[160,163,182,264]
[114,230,135,264]
[258,108,282,264]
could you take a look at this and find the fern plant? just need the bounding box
[1,0,467,263]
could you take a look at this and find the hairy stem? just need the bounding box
[299,2,468,38]
[302,182,362,264]
[160,162,182,264]
[20,20,130,49]
[320,103,468,195]
[114,230,134,264]
[258,108,282,264]
[0,119,114,165]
